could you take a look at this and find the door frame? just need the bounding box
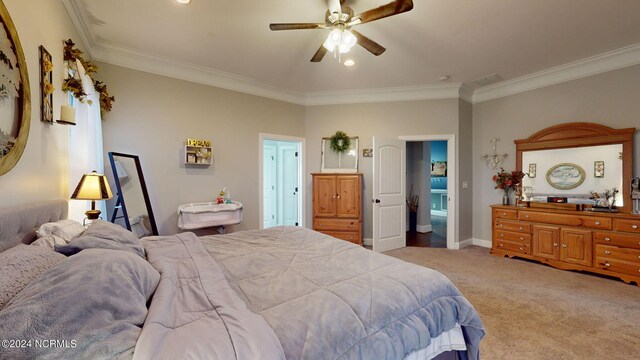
[399,134,456,250]
[258,133,306,229]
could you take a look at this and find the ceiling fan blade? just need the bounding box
[269,23,325,31]
[310,44,328,62]
[351,30,386,56]
[353,0,414,24]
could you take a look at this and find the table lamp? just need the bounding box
[71,170,113,220]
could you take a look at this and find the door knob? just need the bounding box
[372,199,381,203]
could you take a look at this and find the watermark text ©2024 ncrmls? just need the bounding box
[1,339,77,349]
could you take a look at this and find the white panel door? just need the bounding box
[373,137,406,252]
[263,144,277,228]
[280,145,299,226]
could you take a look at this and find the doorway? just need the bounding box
[399,134,455,250]
[259,134,305,229]
[405,141,448,248]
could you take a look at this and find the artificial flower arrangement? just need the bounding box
[492,168,525,204]
[589,188,619,209]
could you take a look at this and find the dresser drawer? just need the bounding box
[493,239,530,255]
[595,257,640,277]
[594,231,640,250]
[494,230,531,244]
[495,219,531,233]
[314,218,360,232]
[494,208,517,220]
[595,244,640,264]
[518,211,611,230]
[613,218,640,233]
[320,231,361,244]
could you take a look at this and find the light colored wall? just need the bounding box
[458,100,473,241]
[0,0,82,207]
[472,64,640,242]
[98,63,305,235]
[304,99,472,241]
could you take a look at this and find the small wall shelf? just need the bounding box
[185,139,212,166]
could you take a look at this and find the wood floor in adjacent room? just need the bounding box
[386,246,640,360]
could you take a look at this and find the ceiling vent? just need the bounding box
[473,74,502,87]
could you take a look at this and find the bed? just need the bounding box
[0,200,484,359]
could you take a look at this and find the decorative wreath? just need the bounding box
[330,131,351,153]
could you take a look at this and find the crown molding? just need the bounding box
[304,83,463,106]
[473,42,640,103]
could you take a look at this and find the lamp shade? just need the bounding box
[71,171,113,200]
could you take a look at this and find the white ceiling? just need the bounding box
[66,0,640,103]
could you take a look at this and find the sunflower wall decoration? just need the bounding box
[39,45,53,123]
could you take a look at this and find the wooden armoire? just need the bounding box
[312,173,363,245]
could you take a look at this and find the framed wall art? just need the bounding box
[39,45,53,123]
[0,1,31,176]
[431,161,447,177]
[528,163,536,178]
[546,163,586,190]
[594,161,604,178]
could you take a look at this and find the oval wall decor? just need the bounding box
[546,163,586,190]
[0,1,31,176]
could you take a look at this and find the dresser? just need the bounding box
[491,205,640,285]
[312,173,362,245]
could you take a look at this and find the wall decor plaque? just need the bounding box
[0,1,31,175]
[546,163,586,190]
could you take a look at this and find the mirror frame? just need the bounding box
[108,152,159,236]
[0,1,31,176]
[515,122,635,213]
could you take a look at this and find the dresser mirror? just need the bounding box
[515,123,635,212]
[108,152,158,237]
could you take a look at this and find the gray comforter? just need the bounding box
[137,226,484,360]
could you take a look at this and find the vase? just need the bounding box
[502,190,510,205]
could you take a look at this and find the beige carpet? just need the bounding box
[385,246,640,360]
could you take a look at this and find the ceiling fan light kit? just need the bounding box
[270,0,414,63]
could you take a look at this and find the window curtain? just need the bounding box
[67,60,106,222]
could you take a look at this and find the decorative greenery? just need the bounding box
[492,168,524,194]
[329,131,351,153]
[62,39,114,116]
[590,188,619,208]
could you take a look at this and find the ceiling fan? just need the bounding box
[269,0,414,62]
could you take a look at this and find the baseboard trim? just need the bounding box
[472,238,492,248]
[416,224,432,233]
[456,238,474,249]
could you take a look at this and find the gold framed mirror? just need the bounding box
[0,1,31,176]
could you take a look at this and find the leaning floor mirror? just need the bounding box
[108,152,158,237]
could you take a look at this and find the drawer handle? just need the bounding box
[632,224,638,229]
[499,224,504,227]
[520,237,524,240]
[499,243,504,247]
[604,262,611,267]
[500,233,504,237]
[519,247,524,251]
[562,244,567,248]
[594,221,600,225]
[604,237,611,242]
[519,227,524,230]
[502,212,507,216]
[553,243,558,247]
[604,250,611,255]
[525,214,530,218]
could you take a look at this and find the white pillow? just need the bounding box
[31,220,85,249]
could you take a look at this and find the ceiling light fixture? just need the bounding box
[344,59,355,67]
[176,0,191,4]
[322,27,357,63]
